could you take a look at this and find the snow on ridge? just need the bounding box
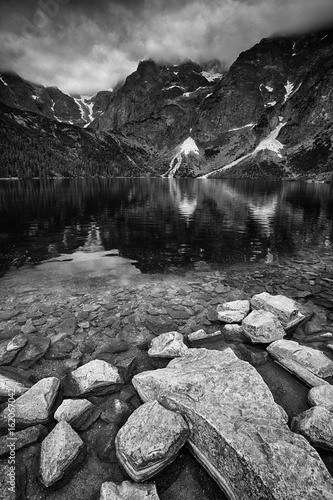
[0,76,8,87]
[266,100,277,107]
[292,41,297,57]
[260,84,273,92]
[180,137,199,156]
[201,71,223,82]
[283,81,294,102]
[228,123,255,132]
[163,85,184,91]
[183,86,208,97]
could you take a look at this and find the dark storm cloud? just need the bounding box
[0,0,333,94]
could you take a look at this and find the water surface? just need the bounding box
[0,178,332,276]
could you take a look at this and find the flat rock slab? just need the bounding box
[242,310,285,343]
[0,334,28,365]
[291,407,333,450]
[133,348,333,500]
[100,481,160,500]
[115,400,189,482]
[0,377,60,428]
[12,336,50,369]
[217,300,250,323]
[0,424,47,458]
[267,340,333,378]
[64,359,123,397]
[54,399,100,431]
[148,332,188,358]
[39,420,85,489]
[308,385,333,411]
[188,329,224,347]
[250,292,303,328]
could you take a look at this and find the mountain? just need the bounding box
[0,29,332,180]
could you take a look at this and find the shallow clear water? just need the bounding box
[0,177,332,275]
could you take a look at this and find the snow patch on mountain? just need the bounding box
[228,123,255,132]
[260,84,273,92]
[180,137,199,155]
[162,137,199,178]
[74,97,86,121]
[283,81,294,102]
[266,100,277,107]
[163,85,184,91]
[0,76,8,87]
[201,71,223,82]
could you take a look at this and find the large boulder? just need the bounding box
[291,407,333,450]
[148,332,188,358]
[115,400,189,482]
[0,377,60,428]
[100,481,160,500]
[242,310,285,343]
[133,348,333,500]
[250,292,304,328]
[39,420,85,489]
[64,359,123,397]
[217,300,250,323]
[308,385,333,411]
[267,340,333,379]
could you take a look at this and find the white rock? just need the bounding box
[267,340,333,378]
[251,292,299,326]
[64,359,123,397]
[39,420,85,488]
[133,348,333,500]
[308,385,333,411]
[54,399,99,430]
[100,481,160,500]
[0,377,60,428]
[242,310,285,343]
[148,332,188,358]
[291,406,333,450]
[188,329,207,342]
[217,300,250,323]
[115,400,189,481]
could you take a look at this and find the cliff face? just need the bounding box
[0,28,333,180]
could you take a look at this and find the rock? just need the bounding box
[222,324,248,343]
[96,339,129,354]
[291,407,333,450]
[12,336,50,369]
[95,422,119,462]
[101,398,133,426]
[267,340,333,378]
[0,334,28,365]
[217,300,250,323]
[148,332,188,358]
[44,338,75,360]
[0,377,60,428]
[0,424,47,458]
[132,348,333,500]
[237,344,270,366]
[115,400,189,482]
[21,318,37,335]
[39,420,85,489]
[187,329,207,342]
[146,316,178,336]
[55,317,76,337]
[114,356,138,384]
[100,481,160,500]
[63,359,123,397]
[308,385,333,411]
[250,292,303,328]
[54,399,100,431]
[242,310,285,343]
[188,329,224,347]
[0,373,31,402]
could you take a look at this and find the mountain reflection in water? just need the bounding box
[0,178,332,275]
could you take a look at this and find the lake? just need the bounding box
[0,178,332,277]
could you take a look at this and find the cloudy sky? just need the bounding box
[0,0,332,95]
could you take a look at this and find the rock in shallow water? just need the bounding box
[39,420,85,489]
[64,359,123,397]
[115,400,189,482]
[148,331,188,358]
[133,348,333,500]
[242,310,285,343]
[100,481,160,500]
[0,377,60,428]
[308,385,333,411]
[291,406,333,450]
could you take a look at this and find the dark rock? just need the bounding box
[55,317,77,337]
[44,337,75,360]
[96,339,129,355]
[95,422,119,462]
[12,336,50,369]
[237,344,269,366]
[0,458,26,500]
[100,398,133,426]
[0,424,47,458]
[0,334,28,365]
[114,355,138,384]
[146,316,178,336]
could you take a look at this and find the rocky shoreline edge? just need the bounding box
[0,248,333,499]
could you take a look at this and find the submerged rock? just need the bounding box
[148,331,188,358]
[308,385,333,411]
[39,420,85,489]
[267,340,333,378]
[115,400,189,482]
[133,348,333,500]
[0,377,60,428]
[64,359,123,397]
[54,399,100,431]
[100,481,160,500]
[242,310,285,343]
[291,406,333,450]
[222,324,247,343]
